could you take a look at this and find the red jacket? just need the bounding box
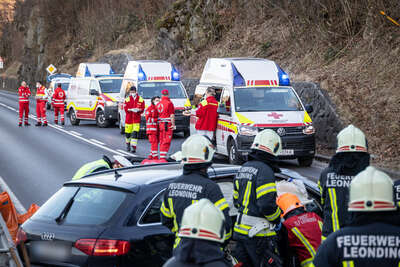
[283,211,322,266]
[195,96,218,131]
[52,87,66,108]
[157,96,175,122]
[18,86,31,103]
[124,95,144,124]
[145,104,159,135]
[36,86,47,103]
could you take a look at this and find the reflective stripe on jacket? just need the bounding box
[72,159,111,180]
[36,86,47,102]
[283,211,323,266]
[233,160,281,238]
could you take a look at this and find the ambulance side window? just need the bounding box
[218,88,231,115]
[89,81,98,94]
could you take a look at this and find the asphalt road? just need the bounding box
[0,89,327,210]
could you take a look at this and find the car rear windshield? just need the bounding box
[31,186,127,225]
[138,82,186,99]
[233,87,303,112]
[99,78,123,93]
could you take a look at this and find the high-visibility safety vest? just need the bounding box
[18,86,31,103]
[283,212,323,267]
[72,159,111,180]
[145,104,158,135]
[36,86,47,102]
[195,96,218,131]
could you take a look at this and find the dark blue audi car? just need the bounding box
[17,162,321,267]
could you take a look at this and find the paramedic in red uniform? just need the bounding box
[35,81,48,126]
[195,87,218,140]
[18,81,31,126]
[52,83,66,125]
[157,89,175,160]
[124,86,144,153]
[145,96,160,159]
[276,193,322,267]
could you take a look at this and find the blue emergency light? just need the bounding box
[277,64,291,86]
[138,65,147,81]
[231,63,246,87]
[171,66,180,81]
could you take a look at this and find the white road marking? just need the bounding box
[7,106,16,111]
[0,176,27,214]
[69,131,82,136]
[90,139,105,145]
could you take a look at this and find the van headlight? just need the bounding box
[238,125,258,136]
[105,101,117,107]
[303,125,315,135]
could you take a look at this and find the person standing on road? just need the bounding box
[35,81,48,126]
[157,89,175,160]
[124,86,144,153]
[18,81,31,126]
[160,135,232,249]
[313,166,399,267]
[318,125,370,240]
[163,199,232,267]
[232,129,283,267]
[195,87,219,140]
[52,83,66,125]
[145,96,160,159]
[276,193,322,267]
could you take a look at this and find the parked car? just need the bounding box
[46,73,72,110]
[17,162,321,267]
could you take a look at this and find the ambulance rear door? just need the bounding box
[215,87,235,156]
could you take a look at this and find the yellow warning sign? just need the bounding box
[46,64,57,75]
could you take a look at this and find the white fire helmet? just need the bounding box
[348,166,396,212]
[181,134,215,164]
[250,129,282,157]
[336,124,368,153]
[178,199,225,243]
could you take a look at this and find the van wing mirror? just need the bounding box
[305,104,313,114]
[189,93,194,101]
[89,89,99,96]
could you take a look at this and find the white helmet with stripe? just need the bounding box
[348,166,396,212]
[336,124,368,153]
[181,134,215,164]
[178,198,225,243]
[251,129,282,156]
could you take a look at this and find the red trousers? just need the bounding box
[18,102,29,124]
[148,134,159,159]
[159,122,173,159]
[54,106,64,123]
[36,101,47,123]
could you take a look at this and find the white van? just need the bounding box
[76,62,115,77]
[46,73,72,110]
[118,60,191,135]
[191,58,316,166]
[66,63,123,127]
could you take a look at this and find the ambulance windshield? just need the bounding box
[98,78,123,93]
[138,82,186,99]
[234,87,303,112]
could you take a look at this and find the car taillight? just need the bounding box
[16,228,27,245]
[75,239,130,256]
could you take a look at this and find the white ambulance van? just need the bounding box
[190,58,315,166]
[66,63,123,127]
[118,60,191,135]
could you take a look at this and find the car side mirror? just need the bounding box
[305,104,313,114]
[90,89,99,96]
[189,94,194,101]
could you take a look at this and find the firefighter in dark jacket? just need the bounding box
[163,199,232,267]
[160,134,232,249]
[232,129,283,267]
[313,166,399,267]
[318,125,370,240]
[276,193,322,267]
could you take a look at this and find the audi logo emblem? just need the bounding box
[276,127,286,136]
[41,232,55,241]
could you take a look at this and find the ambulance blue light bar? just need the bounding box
[231,63,246,86]
[171,66,180,81]
[138,65,147,81]
[277,64,290,86]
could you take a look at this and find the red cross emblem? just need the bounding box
[267,112,283,119]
